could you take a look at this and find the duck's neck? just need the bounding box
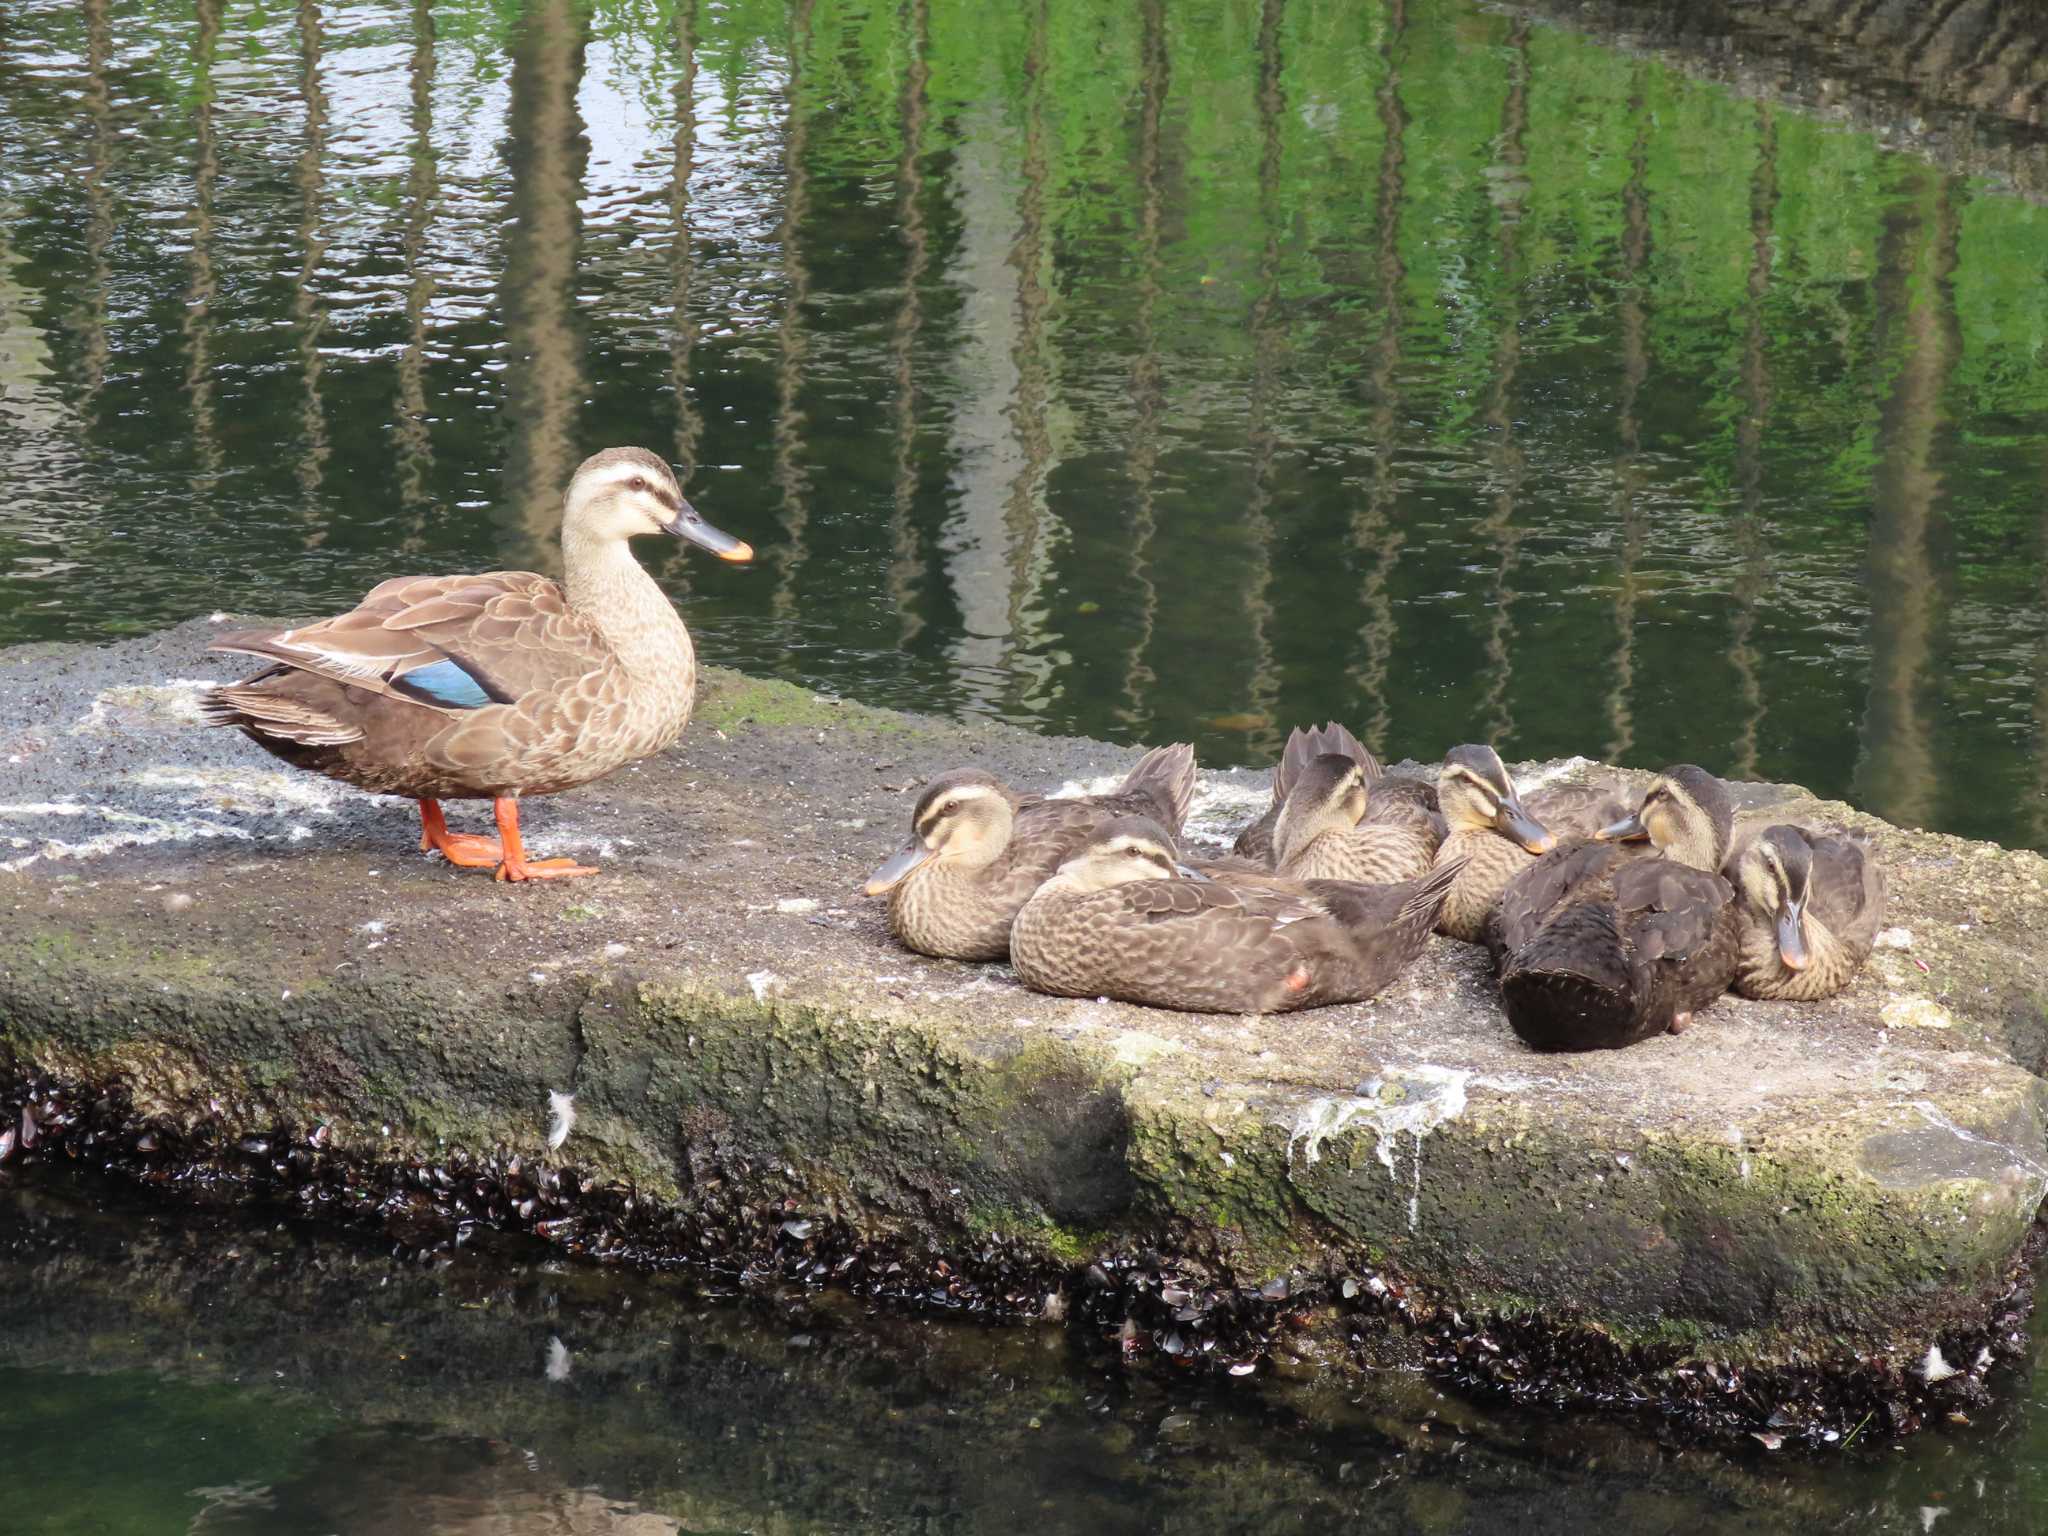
[561,530,691,680]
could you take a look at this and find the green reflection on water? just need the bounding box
[2,0,2048,851]
[4,1172,2048,1534]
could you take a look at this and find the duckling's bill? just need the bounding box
[1496,798,1555,854]
[1595,810,1648,842]
[864,840,931,895]
[1776,899,1810,971]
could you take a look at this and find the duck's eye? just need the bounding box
[629,476,650,495]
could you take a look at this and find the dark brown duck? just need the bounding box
[1489,765,1740,1051]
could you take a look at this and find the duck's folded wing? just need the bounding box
[1489,840,1619,956]
[213,573,609,711]
[1526,777,1634,841]
[1612,862,1733,963]
[1807,831,1887,945]
[1119,877,1328,929]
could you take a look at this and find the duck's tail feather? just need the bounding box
[1118,742,1197,832]
[202,679,365,747]
[1274,721,1381,805]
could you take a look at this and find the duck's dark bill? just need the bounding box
[1595,812,1648,843]
[666,503,754,562]
[1497,802,1555,855]
[1775,902,1810,971]
[863,842,931,895]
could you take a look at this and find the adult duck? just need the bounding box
[1010,816,1460,1013]
[1728,824,1886,1000]
[863,745,1196,961]
[203,447,751,881]
[1489,765,1739,1050]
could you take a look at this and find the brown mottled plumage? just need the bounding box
[1271,753,1439,885]
[1010,816,1461,1013]
[202,447,752,880]
[1491,765,1739,1051]
[863,746,1197,961]
[1729,824,1886,1000]
[1230,722,1441,863]
[1432,745,1556,943]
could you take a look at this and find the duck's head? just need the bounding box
[1439,745,1553,853]
[863,770,1017,894]
[1272,753,1370,865]
[564,446,753,562]
[1733,824,1815,971]
[1595,764,1733,872]
[1050,816,1199,894]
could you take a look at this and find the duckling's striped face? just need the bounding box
[862,773,1015,894]
[1596,765,1730,872]
[1055,826,1182,893]
[912,780,1011,858]
[1438,745,1553,852]
[1737,825,1814,970]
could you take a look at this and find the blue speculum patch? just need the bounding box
[399,657,498,710]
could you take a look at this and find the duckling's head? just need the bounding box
[862,770,1017,894]
[1438,745,1554,852]
[1272,754,1370,866]
[1734,824,1815,971]
[1595,764,1733,872]
[564,446,753,562]
[1049,816,1191,894]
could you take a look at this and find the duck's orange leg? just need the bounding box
[492,797,598,882]
[417,798,503,869]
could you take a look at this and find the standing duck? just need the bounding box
[1489,765,1739,1050]
[1432,745,1556,942]
[863,745,1196,961]
[1010,816,1461,1013]
[1270,753,1439,885]
[203,447,751,881]
[1231,722,1439,863]
[1728,824,1886,1000]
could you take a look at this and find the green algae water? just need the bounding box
[4,0,2048,851]
[2,1170,2047,1535]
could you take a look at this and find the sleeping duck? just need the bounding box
[1488,765,1740,1051]
[862,745,1196,961]
[1009,816,1460,1013]
[1231,722,1440,862]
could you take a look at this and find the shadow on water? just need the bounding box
[4,1169,2048,1534]
[3,0,2048,846]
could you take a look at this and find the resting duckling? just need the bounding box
[862,745,1195,961]
[1010,816,1461,1013]
[1490,765,1739,1051]
[1432,745,1556,942]
[1272,753,1439,885]
[1729,824,1886,1000]
[1232,722,1440,862]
